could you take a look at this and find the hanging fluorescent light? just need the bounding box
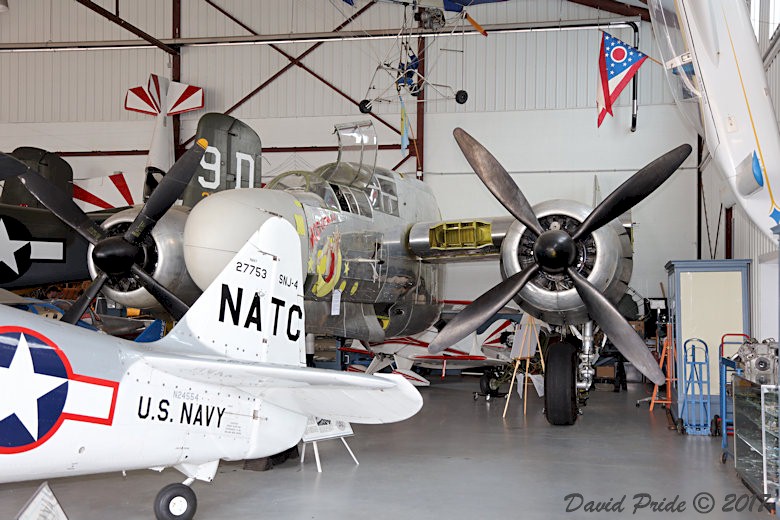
[0,0,8,13]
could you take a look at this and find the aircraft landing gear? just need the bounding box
[479,369,502,396]
[154,483,197,520]
[544,341,579,425]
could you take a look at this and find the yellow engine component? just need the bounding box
[429,221,492,250]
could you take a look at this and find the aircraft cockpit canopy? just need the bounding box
[648,0,706,137]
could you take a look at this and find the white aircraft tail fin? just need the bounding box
[166,216,306,366]
[125,73,205,176]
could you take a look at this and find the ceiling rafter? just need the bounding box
[73,0,178,55]
[567,0,650,22]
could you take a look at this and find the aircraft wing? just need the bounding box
[411,354,505,368]
[141,352,422,424]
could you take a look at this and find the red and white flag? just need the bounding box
[597,32,648,127]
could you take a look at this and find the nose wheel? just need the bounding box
[154,483,197,520]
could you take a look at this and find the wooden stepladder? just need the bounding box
[503,316,546,418]
[649,323,675,411]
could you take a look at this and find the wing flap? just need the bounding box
[143,353,422,424]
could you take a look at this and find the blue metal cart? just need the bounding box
[679,338,712,435]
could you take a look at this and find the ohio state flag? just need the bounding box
[597,32,647,127]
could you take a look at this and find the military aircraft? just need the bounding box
[0,148,108,289]
[0,74,204,290]
[343,316,518,388]
[648,0,780,239]
[0,215,422,520]
[3,111,690,426]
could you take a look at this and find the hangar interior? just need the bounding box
[0,0,779,519]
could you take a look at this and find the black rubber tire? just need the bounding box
[676,418,686,435]
[455,90,468,104]
[154,483,197,520]
[721,452,728,464]
[479,372,501,396]
[358,99,372,113]
[544,342,578,425]
[711,415,721,437]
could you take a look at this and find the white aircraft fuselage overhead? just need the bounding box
[0,217,422,519]
[649,0,780,238]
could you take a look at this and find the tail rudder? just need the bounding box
[166,216,305,366]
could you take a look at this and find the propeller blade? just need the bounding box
[18,167,106,245]
[453,128,544,236]
[572,144,692,241]
[0,153,31,180]
[123,138,209,245]
[567,268,665,385]
[61,272,109,324]
[131,265,189,321]
[429,264,539,354]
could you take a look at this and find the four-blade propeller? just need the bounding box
[429,128,691,386]
[1,139,208,324]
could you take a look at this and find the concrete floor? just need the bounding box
[0,378,769,519]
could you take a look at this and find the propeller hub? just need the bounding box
[92,237,141,275]
[533,230,577,273]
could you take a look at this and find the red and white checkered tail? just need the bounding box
[124,73,204,116]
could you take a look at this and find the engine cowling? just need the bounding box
[500,200,632,326]
[87,205,201,311]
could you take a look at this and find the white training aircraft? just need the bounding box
[0,217,422,520]
[344,317,517,387]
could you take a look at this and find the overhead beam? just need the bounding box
[53,144,403,157]
[0,17,642,51]
[72,0,178,55]
[567,0,650,22]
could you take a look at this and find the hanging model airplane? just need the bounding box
[648,0,780,239]
[2,114,690,425]
[0,214,422,520]
[354,0,490,113]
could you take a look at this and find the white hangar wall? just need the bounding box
[427,105,697,302]
[0,0,696,306]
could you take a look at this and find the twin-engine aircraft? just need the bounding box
[1,112,689,425]
[0,216,422,520]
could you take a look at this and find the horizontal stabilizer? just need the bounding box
[166,82,204,115]
[125,74,203,116]
[143,353,422,424]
